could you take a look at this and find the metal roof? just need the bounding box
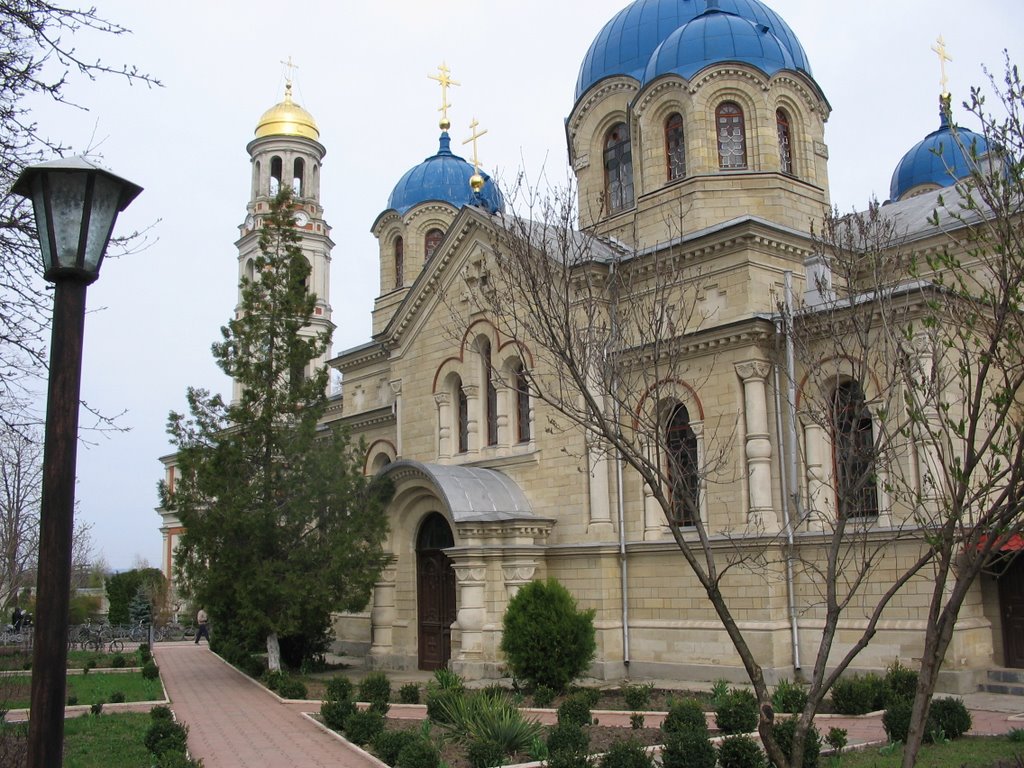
[380,460,535,522]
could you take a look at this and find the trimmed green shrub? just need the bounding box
[264,670,284,691]
[930,697,972,740]
[546,721,590,756]
[557,694,592,728]
[326,675,355,702]
[467,737,507,768]
[771,718,820,768]
[90,700,104,716]
[661,728,716,768]
[276,677,308,699]
[715,689,758,735]
[830,674,885,715]
[150,705,174,722]
[345,708,385,746]
[662,699,707,735]
[882,698,913,743]
[600,738,653,768]
[142,660,160,680]
[547,751,592,768]
[66,695,78,706]
[145,719,189,756]
[373,728,420,765]
[396,736,442,768]
[109,691,126,703]
[718,735,767,768]
[622,682,654,711]
[239,653,265,679]
[321,698,356,731]
[156,752,203,768]
[500,578,596,691]
[360,671,392,713]
[825,727,847,753]
[771,679,808,715]
[532,685,556,708]
[884,661,918,704]
[399,683,421,704]
[110,653,127,669]
[568,686,601,709]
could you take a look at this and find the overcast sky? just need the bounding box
[22,0,1024,571]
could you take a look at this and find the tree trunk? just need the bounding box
[267,631,281,672]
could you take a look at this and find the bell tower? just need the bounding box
[234,70,335,402]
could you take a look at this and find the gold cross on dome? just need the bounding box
[462,118,488,175]
[931,35,952,97]
[429,63,461,130]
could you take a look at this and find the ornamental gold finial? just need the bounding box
[931,35,952,97]
[462,118,488,192]
[428,63,461,131]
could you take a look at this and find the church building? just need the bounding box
[159,0,1023,693]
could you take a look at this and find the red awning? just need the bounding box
[977,533,1024,552]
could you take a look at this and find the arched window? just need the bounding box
[515,362,531,443]
[455,376,469,454]
[480,339,497,447]
[425,228,444,262]
[293,158,305,196]
[666,403,699,526]
[716,102,747,170]
[394,236,404,289]
[776,109,793,175]
[604,122,634,212]
[833,381,878,518]
[665,112,685,181]
[270,156,283,195]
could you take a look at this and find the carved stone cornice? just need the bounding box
[568,78,639,142]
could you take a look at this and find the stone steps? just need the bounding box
[980,668,1024,695]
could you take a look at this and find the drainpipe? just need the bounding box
[777,271,802,671]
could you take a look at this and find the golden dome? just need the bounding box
[254,82,319,141]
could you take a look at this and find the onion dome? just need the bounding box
[889,98,989,202]
[643,8,795,84]
[254,82,319,141]
[575,0,811,101]
[386,132,504,215]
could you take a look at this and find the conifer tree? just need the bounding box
[164,190,390,670]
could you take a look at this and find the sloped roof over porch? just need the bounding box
[379,460,538,523]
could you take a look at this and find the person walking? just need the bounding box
[195,608,210,644]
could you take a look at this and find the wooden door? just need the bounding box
[1000,555,1024,668]
[416,513,456,670]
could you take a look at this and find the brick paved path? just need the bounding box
[153,642,383,768]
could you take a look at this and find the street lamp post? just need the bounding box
[12,157,141,767]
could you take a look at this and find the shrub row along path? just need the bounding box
[153,642,383,768]
[152,641,1024,765]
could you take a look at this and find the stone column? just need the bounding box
[736,361,779,532]
[911,333,943,506]
[454,562,487,660]
[496,380,511,447]
[643,442,668,539]
[463,384,480,454]
[803,421,831,530]
[435,392,452,460]
[502,561,537,599]
[390,379,403,457]
[369,562,396,660]
[587,434,613,534]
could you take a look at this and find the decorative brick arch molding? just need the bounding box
[370,460,554,678]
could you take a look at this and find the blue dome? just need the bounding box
[387,133,504,215]
[889,108,989,201]
[642,9,795,84]
[575,0,811,101]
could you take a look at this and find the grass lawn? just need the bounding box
[0,648,141,672]
[835,734,1024,767]
[62,712,153,767]
[0,671,163,709]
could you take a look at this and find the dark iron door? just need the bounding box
[1000,555,1024,668]
[416,513,456,670]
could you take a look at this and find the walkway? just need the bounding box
[153,642,381,768]
[152,644,1024,765]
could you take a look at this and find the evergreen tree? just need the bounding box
[164,189,390,670]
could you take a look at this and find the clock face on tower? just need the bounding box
[294,211,310,228]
